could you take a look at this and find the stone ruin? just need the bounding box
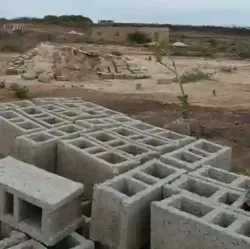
[4,43,150,83]
[0,97,248,249]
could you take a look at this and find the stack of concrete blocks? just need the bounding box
[0,231,28,248]
[90,159,185,249]
[150,165,250,249]
[13,124,87,172]
[57,134,140,199]
[0,110,45,156]
[151,192,250,249]
[0,156,85,246]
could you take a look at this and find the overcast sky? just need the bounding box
[1,0,250,26]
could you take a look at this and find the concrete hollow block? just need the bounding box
[152,193,250,249]
[0,112,45,156]
[13,131,59,172]
[9,239,46,249]
[0,157,84,246]
[161,139,232,171]
[57,137,139,199]
[52,232,94,249]
[90,159,185,249]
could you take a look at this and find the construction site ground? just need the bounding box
[1,44,250,175]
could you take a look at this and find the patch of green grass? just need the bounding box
[179,70,213,84]
[9,83,29,99]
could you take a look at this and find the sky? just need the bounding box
[0,0,250,26]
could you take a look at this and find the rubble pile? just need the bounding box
[5,43,150,82]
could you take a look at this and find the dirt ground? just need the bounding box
[1,44,250,175]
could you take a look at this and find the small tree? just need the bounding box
[153,39,191,118]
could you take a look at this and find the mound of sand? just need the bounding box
[5,43,150,83]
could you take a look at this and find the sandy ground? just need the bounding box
[1,44,250,174]
[2,49,250,108]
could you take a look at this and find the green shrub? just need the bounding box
[179,70,213,84]
[127,31,151,44]
[235,43,250,59]
[9,83,29,99]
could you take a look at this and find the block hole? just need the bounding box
[144,138,165,147]
[218,192,240,206]
[86,119,105,124]
[29,133,54,142]
[169,197,213,218]
[23,108,42,115]
[92,132,116,142]
[71,138,95,150]
[111,178,146,197]
[237,179,250,190]
[18,122,39,130]
[237,221,250,238]
[48,130,65,137]
[81,201,92,218]
[173,151,201,163]
[195,141,221,153]
[211,212,236,228]
[179,178,219,198]
[88,147,106,154]
[131,172,156,185]
[62,111,78,117]
[18,199,42,230]
[64,103,79,108]
[98,152,127,164]
[0,111,18,119]
[4,191,14,216]
[51,235,80,249]
[58,125,81,134]
[113,128,136,137]
[131,135,147,140]
[107,140,126,147]
[202,168,238,184]
[121,145,147,156]
[42,117,62,125]
[142,162,176,179]
[188,148,209,158]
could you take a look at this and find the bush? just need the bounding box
[127,31,151,44]
[235,43,250,59]
[179,70,213,84]
[9,83,29,99]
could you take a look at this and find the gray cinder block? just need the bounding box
[13,131,59,172]
[52,232,94,249]
[161,138,232,171]
[90,159,185,249]
[9,239,46,249]
[76,118,117,130]
[0,231,28,248]
[124,120,195,147]
[15,106,69,128]
[57,136,138,199]
[0,111,45,156]
[0,157,84,246]
[151,194,250,249]
[13,124,87,173]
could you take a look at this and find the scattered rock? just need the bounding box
[22,71,36,80]
[56,75,69,81]
[5,68,16,75]
[38,72,54,83]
